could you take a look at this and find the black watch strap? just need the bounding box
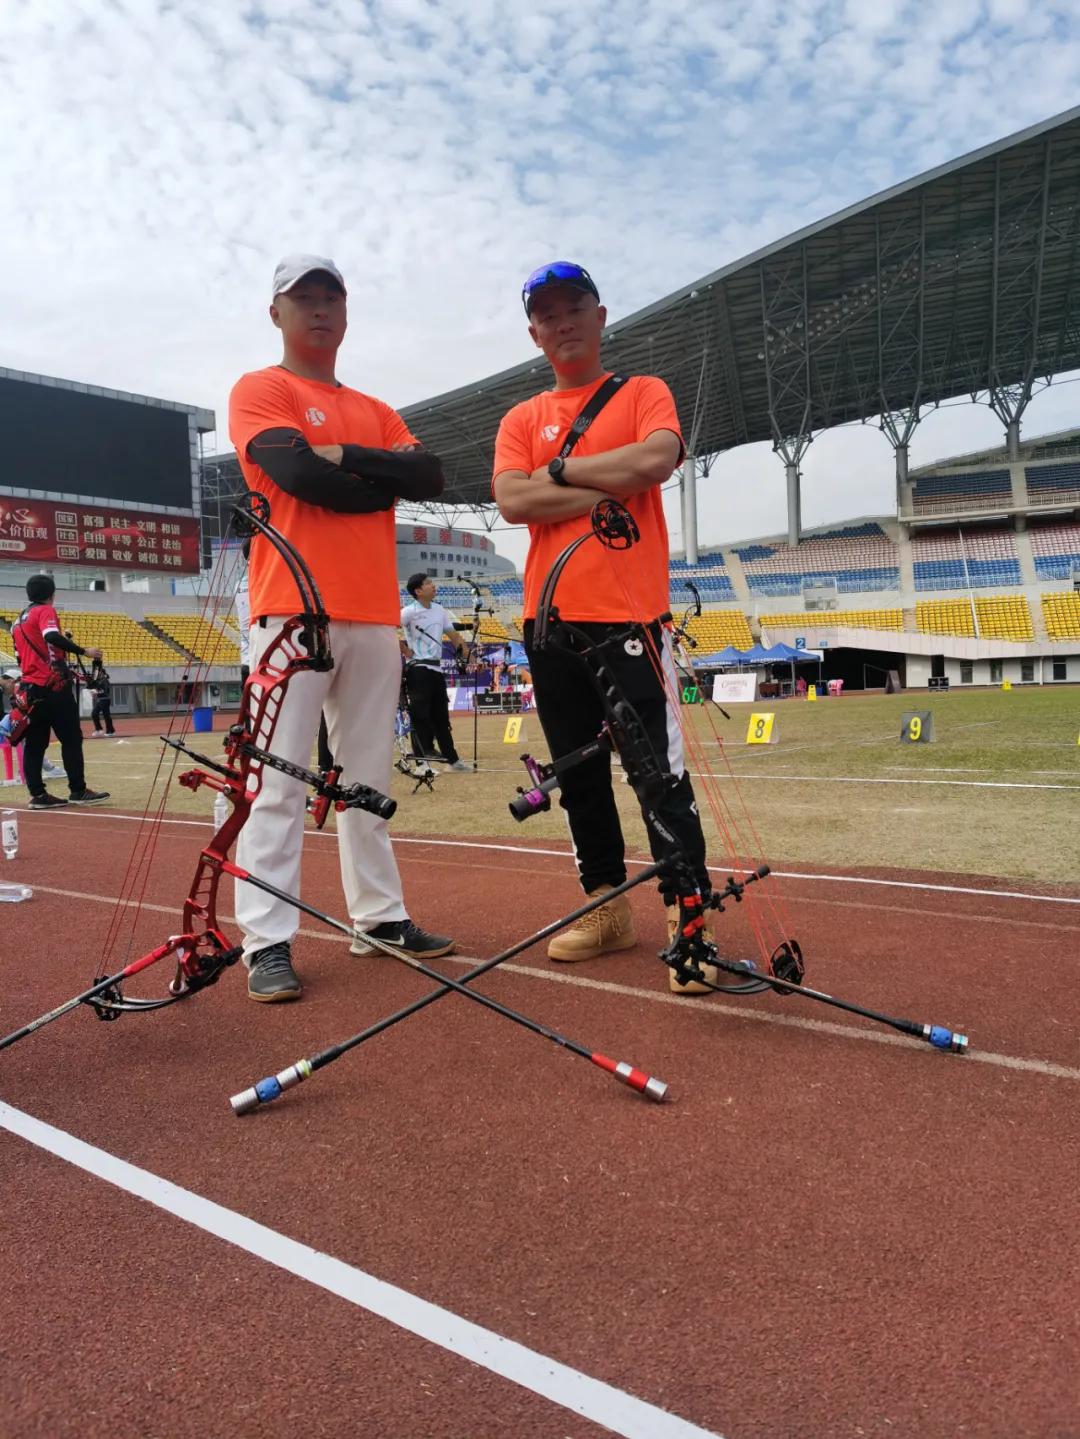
[548,457,569,486]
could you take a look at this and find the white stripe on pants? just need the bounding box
[236,618,406,959]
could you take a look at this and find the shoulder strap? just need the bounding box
[558,375,629,460]
[13,606,52,665]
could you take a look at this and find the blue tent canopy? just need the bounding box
[693,642,822,665]
[695,646,747,665]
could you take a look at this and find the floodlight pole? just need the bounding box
[681,451,699,565]
[784,458,803,548]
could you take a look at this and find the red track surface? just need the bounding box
[2,808,1079,1438]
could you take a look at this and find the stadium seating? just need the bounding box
[1041,591,1080,640]
[975,596,1034,641]
[915,599,976,637]
[146,614,241,665]
[735,524,899,596]
[911,529,1021,590]
[1030,522,1080,581]
[668,552,735,597]
[671,574,735,599]
[759,609,903,632]
[683,611,754,651]
[669,552,728,571]
[475,616,509,643]
[911,469,1012,513]
[1025,461,1080,502]
[488,578,525,604]
[915,596,1033,640]
[49,612,182,667]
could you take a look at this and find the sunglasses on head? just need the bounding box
[522,262,600,314]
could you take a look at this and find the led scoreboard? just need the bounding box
[0,367,213,575]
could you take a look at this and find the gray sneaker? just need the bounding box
[247,943,302,1002]
[448,760,472,771]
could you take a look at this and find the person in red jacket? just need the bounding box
[227,254,453,1002]
[11,575,109,809]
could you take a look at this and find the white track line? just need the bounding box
[19,808,1080,907]
[27,885,1080,1086]
[690,772,1079,792]
[0,1102,722,1439]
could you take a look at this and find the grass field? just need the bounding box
[45,684,1080,886]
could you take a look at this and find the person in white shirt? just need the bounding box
[400,574,470,770]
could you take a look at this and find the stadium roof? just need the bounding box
[909,424,1080,475]
[400,105,1080,509]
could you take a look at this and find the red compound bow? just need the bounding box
[0,493,395,1049]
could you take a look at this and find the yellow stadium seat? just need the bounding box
[1041,592,1080,641]
[683,611,755,650]
[916,600,976,637]
[974,596,1033,641]
[758,609,903,632]
[146,614,241,665]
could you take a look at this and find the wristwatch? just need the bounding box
[548,456,569,486]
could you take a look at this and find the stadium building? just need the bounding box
[3,107,1080,713]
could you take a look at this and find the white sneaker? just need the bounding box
[42,760,66,778]
[448,760,472,771]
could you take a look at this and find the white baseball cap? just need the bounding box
[271,254,347,301]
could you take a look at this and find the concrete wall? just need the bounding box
[891,652,1077,688]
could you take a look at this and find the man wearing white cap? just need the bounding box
[228,255,454,1001]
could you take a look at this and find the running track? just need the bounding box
[1,807,1078,1438]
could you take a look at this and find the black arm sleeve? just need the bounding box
[41,629,84,656]
[339,445,444,501]
[247,430,395,514]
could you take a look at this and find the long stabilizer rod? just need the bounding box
[226,862,670,1113]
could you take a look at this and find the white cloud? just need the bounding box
[0,0,1077,570]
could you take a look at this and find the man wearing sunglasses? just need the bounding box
[492,262,728,992]
[228,254,455,1002]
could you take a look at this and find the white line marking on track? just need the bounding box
[21,807,1080,906]
[28,885,1080,1086]
[690,771,1079,792]
[0,1101,724,1439]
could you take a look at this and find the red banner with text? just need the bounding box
[0,497,201,574]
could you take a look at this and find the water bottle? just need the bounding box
[0,809,31,901]
[213,791,229,830]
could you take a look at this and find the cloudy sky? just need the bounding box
[3,0,1078,567]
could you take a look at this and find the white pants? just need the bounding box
[235,618,407,959]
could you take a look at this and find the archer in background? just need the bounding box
[228,253,454,1002]
[11,575,109,809]
[88,657,115,736]
[493,261,738,992]
[399,573,471,771]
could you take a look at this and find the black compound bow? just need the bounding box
[523,500,968,1049]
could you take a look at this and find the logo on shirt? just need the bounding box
[305,408,327,425]
[540,424,561,442]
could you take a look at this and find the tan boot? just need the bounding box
[547,886,637,961]
[666,903,755,993]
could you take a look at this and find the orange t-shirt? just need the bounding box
[492,374,682,622]
[228,366,417,624]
